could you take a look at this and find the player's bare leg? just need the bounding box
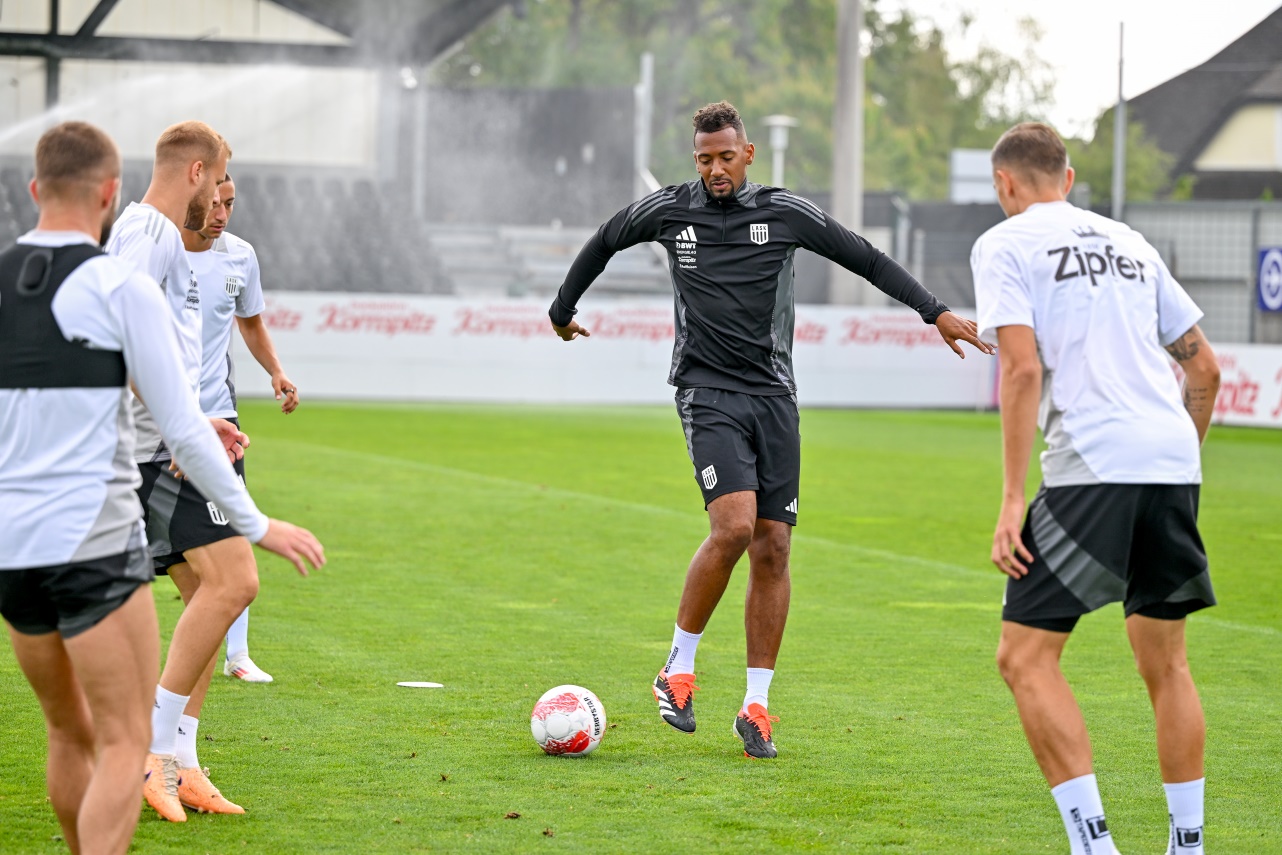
[1127,614,1204,781]
[167,564,219,717]
[744,518,791,670]
[995,621,1093,786]
[734,517,790,758]
[9,628,95,853]
[1128,614,1207,853]
[996,622,1124,853]
[159,538,258,698]
[156,546,253,815]
[675,491,757,632]
[11,586,158,855]
[654,491,756,733]
[146,539,256,819]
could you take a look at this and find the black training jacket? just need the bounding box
[549,179,948,396]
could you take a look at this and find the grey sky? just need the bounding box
[885,0,1280,136]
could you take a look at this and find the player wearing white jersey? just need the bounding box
[0,121,324,855]
[182,174,300,688]
[974,123,1221,855]
[106,121,264,821]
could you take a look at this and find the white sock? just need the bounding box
[149,685,190,757]
[743,667,774,711]
[175,715,200,769]
[664,624,701,675]
[225,607,250,662]
[1165,778,1205,854]
[1051,773,1113,855]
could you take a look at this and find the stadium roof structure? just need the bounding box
[1128,6,1282,187]
[0,0,515,96]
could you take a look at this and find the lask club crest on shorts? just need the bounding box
[701,465,718,489]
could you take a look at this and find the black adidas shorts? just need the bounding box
[675,387,800,525]
[1003,484,1215,632]
[0,548,153,638]
[137,454,246,573]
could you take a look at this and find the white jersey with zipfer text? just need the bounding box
[971,201,1204,486]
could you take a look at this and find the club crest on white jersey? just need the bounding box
[224,275,242,297]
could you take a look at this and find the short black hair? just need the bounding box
[991,122,1068,180]
[692,101,746,144]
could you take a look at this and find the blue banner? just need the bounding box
[1260,248,1282,312]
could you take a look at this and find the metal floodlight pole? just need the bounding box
[1111,22,1127,221]
[634,51,656,198]
[411,73,429,220]
[762,114,799,188]
[830,0,868,305]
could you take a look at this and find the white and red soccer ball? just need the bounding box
[530,685,606,756]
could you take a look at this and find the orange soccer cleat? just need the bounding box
[733,703,779,759]
[142,753,187,822]
[653,671,700,733]
[178,766,245,814]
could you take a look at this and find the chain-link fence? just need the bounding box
[1125,202,1282,345]
[886,200,1282,345]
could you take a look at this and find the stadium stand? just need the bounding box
[0,159,669,296]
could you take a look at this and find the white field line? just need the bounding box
[288,441,1277,638]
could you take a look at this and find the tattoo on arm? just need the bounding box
[1184,385,1213,410]
[1165,330,1201,362]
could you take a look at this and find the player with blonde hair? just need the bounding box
[0,120,323,855]
[108,120,310,820]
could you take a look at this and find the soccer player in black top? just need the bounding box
[549,101,992,758]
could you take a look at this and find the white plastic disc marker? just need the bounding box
[397,681,444,688]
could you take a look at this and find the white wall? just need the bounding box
[230,293,997,409]
[229,292,1282,430]
[0,0,376,168]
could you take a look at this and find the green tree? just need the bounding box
[433,0,1053,198]
[1064,113,1175,206]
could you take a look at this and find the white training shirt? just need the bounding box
[0,230,268,569]
[972,201,1204,486]
[106,202,202,463]
[190,232,265,419]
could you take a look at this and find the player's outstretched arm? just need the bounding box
[549,187,676,340]
[1164,324,1221,444]
[992,324,1040,578]
[118,274,324,573]
[775,194,993,357]
[256,520,325,576]
[934,311,996,359]
[552,319,591,341]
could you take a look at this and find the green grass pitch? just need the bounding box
[1,402,1278,853]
